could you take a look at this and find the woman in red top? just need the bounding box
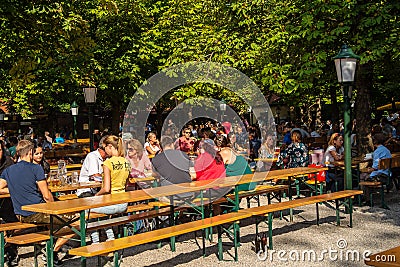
[194,139,226,181]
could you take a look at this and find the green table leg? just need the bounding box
[0,231,4,267]
[233,222,239,262]
[79,211,86,267]
[49,215,54,267]
[349,198,353,228]
[268,213,273,250]
[288,176,293,222]
[335,199,340,226]
[217,226,223,261]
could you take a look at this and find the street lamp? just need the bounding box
[83,87,97,151]
[219,99,226,122]
[333,44,360,190]
[70,101,79,142]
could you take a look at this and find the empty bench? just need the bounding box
[241,190,363,250]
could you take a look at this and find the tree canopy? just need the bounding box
[0,0,399,132]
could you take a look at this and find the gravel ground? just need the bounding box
[16,190,400,267]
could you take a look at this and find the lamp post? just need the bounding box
[70,101,79,142]
[333,44,360,190]
[219,99,226,122]
[83,87,97,151]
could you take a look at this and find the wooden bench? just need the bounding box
[359,156,400,208]
[240,190,363,250]
[0,222,44,267]
[68,212,251,265]
[1,202,175,267]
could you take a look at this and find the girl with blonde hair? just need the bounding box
[89,135,130,244]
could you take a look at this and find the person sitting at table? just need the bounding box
[32,143,50,175]
[324,133,344,192]
[175,127,196,153]
[228,132,245,152]
[77,135,108,198]
[152,135,193,202]
[54,133,65,144]
[215,135,254,190]
[360,133,392,203]
[194,139,226,181]
[0,140,71,266]
[89,135,130,245]
[126,138,152,190]
[257,132,276,171]
[276,130,309,169]
[0,140,19,267]
[144,132,161,160]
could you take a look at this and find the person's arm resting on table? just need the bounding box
[0,178,9,194]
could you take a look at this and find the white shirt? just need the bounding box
[76,149,104,196]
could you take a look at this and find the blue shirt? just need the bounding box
[0,160,46,216]
[283,132,292,145]
[370,145,392,177]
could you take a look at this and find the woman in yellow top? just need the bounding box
[89,135,130,244]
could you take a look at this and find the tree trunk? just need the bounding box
[355,61,373,155]
[329,86,339,123]
[110,98,121,135]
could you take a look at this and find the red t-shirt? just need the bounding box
[176,136,195,153]
[194,152,226,181]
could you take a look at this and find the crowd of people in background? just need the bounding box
[0,109,399,266]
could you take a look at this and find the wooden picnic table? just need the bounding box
[22,166,325,267]
[365,245,400,266]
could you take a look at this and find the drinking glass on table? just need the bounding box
[71,172,79,185]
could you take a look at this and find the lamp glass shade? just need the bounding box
[83,87,97,103]
[71,107,78,116]
[334,58,357,83]
[219,100,226,112]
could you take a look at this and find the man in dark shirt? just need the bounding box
[0,140,68,266]
[152,136,193,201]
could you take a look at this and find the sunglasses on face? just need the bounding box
[185,132,191,134]
[128,147,135,152]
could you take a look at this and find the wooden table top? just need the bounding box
[22,167,326,215]
[365,245,400,266]
[48,181,102,193]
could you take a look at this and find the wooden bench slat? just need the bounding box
[6,232,50,245]
[0,222,37,232]
[69,212,251,257]
[241,190,363,216]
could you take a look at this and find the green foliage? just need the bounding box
[0,0,399,121]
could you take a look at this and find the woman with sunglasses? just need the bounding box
[144,132,161,159]
[176,127,196,153]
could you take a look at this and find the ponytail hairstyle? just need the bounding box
[104,135,125,157]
